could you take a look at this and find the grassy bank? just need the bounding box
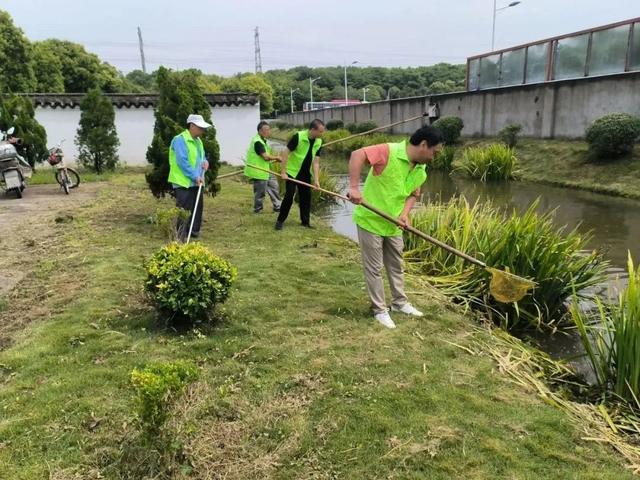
[28,165,150,185]
[0,171,635,478]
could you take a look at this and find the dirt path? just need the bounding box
[0,183,102,297]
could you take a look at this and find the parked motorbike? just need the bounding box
[0,126,32,199]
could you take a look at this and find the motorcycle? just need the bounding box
[0,126,32,199]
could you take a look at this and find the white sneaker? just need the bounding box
[374,311,396,329]
[391,303,424,317]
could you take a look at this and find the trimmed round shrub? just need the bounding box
[433,116,464,145]
[354,121,378,133]
[345,122,358,133]
[585,113,640,160]
[145,242,237,321]
[326,119,344,131]
[498,123,522,148]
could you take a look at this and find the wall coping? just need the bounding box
[12,93,260,109]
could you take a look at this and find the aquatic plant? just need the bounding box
[406,196,607,330]
[456,144,518,181]
[570,253,640,403]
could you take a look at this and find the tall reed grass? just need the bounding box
[406,196,607,330]
[456,144,517,181]
[570,253,640,404]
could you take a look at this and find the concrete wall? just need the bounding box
[35,103,260,167]
[278,72,640,139]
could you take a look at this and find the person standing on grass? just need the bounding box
[168,114,211,241]
[244,121,282,214]
[348,125,444,329]
[275,119,326,230]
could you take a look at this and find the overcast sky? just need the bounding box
[3,0,639,75]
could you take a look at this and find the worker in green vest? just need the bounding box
[168,114,211,241]
[244,121,282,213]
[348,125,443,329]
[275,119,326,230]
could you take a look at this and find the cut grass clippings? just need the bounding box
[0,170,636,479]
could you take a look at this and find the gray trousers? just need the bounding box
[357,225,408,315]
[252,176,281,212]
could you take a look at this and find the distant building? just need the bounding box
[303,99,362,112]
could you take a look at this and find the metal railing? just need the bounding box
[466,17,640,90]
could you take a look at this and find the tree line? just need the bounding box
[1,10,466,117]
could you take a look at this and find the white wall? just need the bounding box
[35,102,260,167]
[211,104,260,166]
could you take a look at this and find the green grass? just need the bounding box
[29,165,150,185]
[0,171,635,478]
[462,138,640,198]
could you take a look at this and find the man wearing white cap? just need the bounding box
[168,114,212,241]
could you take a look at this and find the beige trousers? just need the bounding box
[357,226,408,315]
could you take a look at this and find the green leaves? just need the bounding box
[130,361,199,433]
[585,113,640,160]
[76,88,120,173]
[406,197,607,330]
[432,117,464,145]
[145,67,221,198]
[457,144,518,181]
[144,242,237,323]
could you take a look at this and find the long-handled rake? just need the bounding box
[246,164,536,303]
[216,113,429,180]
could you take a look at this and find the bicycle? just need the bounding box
[47,140,80,194]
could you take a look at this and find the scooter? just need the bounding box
[0,127,32,199]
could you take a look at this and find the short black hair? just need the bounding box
[409,125,444,147]
[257,121,269,131]
[309,119,325,130]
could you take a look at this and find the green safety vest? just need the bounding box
[353,141,427,237]
[286,130,322,177]
[168,130,204,188]
[244,134,272,180]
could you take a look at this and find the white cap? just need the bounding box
[186,114,212,129]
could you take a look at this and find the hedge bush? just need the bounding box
[130,361,198,434]
[325,119,344,131]
[585,113,640,160]
[432,116,464,145]
[145,242,237,322]
[498,123,522,148]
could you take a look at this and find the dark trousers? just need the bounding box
[175,186,203,241]
[277,172,311,225]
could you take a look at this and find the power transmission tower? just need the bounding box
[137,26,147,73]
[254,26,262,74]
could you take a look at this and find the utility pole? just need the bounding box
[290,88,298,113]
[137,26,146,73]
[254,26,263,74]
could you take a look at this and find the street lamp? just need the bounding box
[309,76,321,109]
[344,60,358,106]
[492,1,521,50]
[362,87,370,102]
[290,88,298,113]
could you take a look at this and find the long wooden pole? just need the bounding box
[216,112,428,180]
[246,164,488,268]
